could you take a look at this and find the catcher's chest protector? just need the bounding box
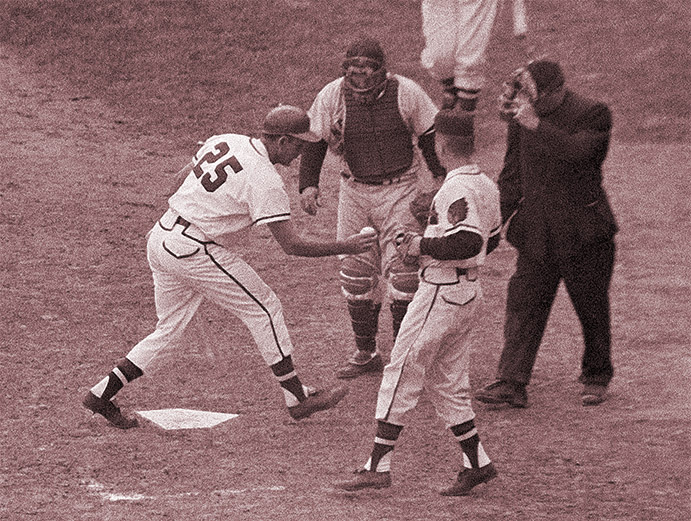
[343,78,414,179]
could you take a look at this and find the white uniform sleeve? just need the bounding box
[396,75,439,137]
[307,79,345,147]
[247,177,291,226]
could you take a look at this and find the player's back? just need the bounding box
[169,134,290,239]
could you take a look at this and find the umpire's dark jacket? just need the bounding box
[498,90,618,262]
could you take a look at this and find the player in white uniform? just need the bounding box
[82,106,377,429]
[299,38,447,379]
[421,0,531,133]
[336,109,502,496]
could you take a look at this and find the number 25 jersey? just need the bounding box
[168,134,291,240]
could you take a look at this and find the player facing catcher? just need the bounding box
[299,37,447,379]
[336,109,502,495]
[82,105,377,429]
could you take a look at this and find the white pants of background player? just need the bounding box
[376,272,481,427]
[125,212,293,372]
[421,0,499,92]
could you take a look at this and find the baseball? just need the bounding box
[360,226,377,236]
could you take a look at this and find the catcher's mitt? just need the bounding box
[394,231,421,265]
[409,190,437,227]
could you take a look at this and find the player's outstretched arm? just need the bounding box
[267,220,376,257]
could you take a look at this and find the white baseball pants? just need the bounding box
[126,210,293,371]
[376,272,481,427]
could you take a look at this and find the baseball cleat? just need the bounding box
[440,463,497,496]
[82,391,139,429]
[581,384,607,406]
[335,469,392,491]
[288,386,348,420]
[336,352,384,379]
[474,380,528,408]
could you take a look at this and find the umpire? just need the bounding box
[475,60,618,407]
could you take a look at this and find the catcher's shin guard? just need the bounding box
[347,300,381,353]
[390,299,411,340]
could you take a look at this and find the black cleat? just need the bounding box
[335,469,392,491]
[83,391,139,429]
[288,386,348,420]
[336,352,384,379]
[440,463,498,496]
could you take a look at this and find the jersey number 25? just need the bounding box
[192,141,243,192]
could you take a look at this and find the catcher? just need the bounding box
[299,37,447,379]
[336,109,502,495]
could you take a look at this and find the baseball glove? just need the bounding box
[409,190,437,227]
[394,231,421,265]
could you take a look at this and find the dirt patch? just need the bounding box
[0,1,689,520]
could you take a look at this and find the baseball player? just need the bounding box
[335,109,502,495]
[299,37,447,379]
[82,105,377,429]
[420,0,532,132]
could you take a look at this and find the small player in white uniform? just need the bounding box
[336,109,502,496]
[82,105,377,429]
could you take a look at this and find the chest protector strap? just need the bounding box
[343,78,414,180]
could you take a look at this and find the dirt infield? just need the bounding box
[1,1,689,520]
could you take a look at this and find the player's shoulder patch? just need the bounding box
[448,197,468,225]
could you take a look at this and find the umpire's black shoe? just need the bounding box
[474,380,529,408]
[288,386,348,420]
[581,384,607,406]
[440,463,498,496]
[83,391,139,429]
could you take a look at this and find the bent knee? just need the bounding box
[387,260,419,301]
[340,256,379,300]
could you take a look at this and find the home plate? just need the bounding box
[136,408,239,430]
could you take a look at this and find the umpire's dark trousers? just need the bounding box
[497,240,615,387]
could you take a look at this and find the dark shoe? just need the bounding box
[336,352,384,379]
[440,463,498,496]
[581,384,607,406]
[83,391,139,429]
[335,469,392,491]
[474,380,528,408]
[288,386,348,420]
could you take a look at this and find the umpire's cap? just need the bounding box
[262,105,320,142]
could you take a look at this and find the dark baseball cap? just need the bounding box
[434,108,475,153]
[262,105,320,142]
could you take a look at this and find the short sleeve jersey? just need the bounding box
[424,165,501,269]
[168,134,290,239]
[307,74,439,151]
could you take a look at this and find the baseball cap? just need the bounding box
[262,105,320,142]
[344,37,385,68]
[434,109,475,147]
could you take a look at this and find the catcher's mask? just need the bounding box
[342,57,388,102]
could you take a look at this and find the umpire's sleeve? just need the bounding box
[298,139,328,193]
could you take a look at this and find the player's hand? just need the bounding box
[300,186,321,215]
[513,93,540,130]
[395,231,422,264]
[343,228,378,254]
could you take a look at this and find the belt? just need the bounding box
[158,209,214,244]
[341,170,413,186]
[420,266,478,284]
